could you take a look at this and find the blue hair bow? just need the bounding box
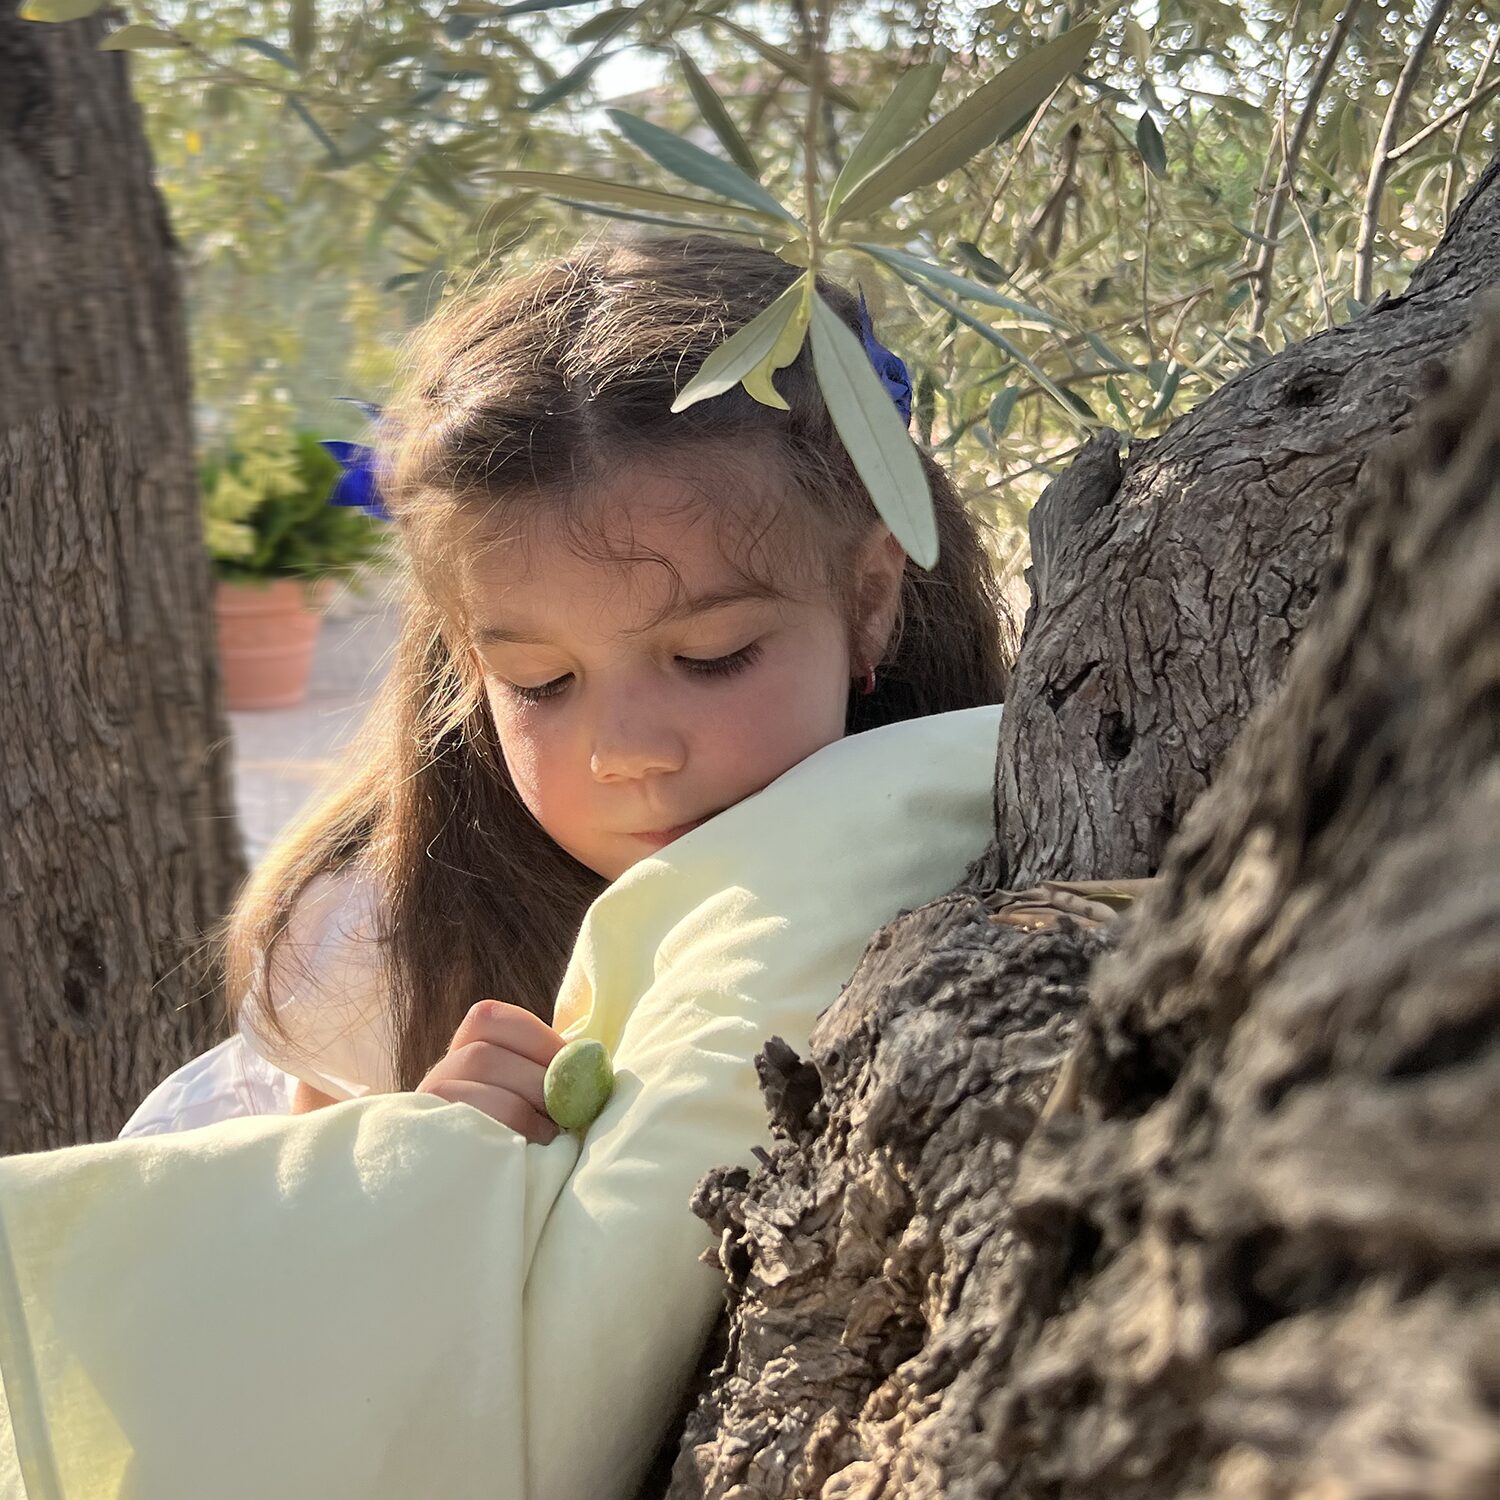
[320,399,390,522]
[858,290,913,427]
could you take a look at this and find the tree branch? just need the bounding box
[1354,0,1455,304]
[1443,28,1499,225]
[973,81,1066,245]
[1249,0,1364,335]
[1390,75,1500,162]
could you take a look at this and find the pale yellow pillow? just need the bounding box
[0,706,999,1500]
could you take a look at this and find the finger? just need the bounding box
[423,1079,559,1145]
[449,999,565,1068]
[443,1041,549,1115]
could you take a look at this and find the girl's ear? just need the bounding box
[851,524,908,666]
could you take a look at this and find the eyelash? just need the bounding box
[504,642,763,705]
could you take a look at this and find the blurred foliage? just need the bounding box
[45,0,1499,572]
[202,427,391,584]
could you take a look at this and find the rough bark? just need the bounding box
[995,151,1500,889]
[654,161,1500,1498]
[0,9,244,1150]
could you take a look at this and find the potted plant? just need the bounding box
[203,429,389,710]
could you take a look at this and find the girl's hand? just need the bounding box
[416,999,565,1144]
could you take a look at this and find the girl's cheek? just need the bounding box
[486,690,555,802]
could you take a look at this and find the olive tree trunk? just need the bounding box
[653,155,1500,1498]
[0,8,244,1152]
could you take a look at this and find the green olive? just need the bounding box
[543,1038,615,1133]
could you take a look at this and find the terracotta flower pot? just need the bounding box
[215,578,332,711]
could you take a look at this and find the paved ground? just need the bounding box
[230,580,403,865]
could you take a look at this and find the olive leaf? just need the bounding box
[989,387,1023,437]
[1136,113,1168,177]
[486,169,784,225]
[808,294,938,569]
[905,277,1095,432]
[704,17,861,110]
[830,21,1100,225]
[18,0,105,21]
[675,45,759,177]
[567,5,637,45]
[671,278,808,414]
[855,243,1066,329]
[100,23,185,50]
[234,35,298,70]
[606,110,801,227]
[825,58,946,221]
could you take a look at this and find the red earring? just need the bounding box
[860,663,877,697]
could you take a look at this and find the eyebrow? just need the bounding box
[473,583,782,647]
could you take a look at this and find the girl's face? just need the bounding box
[465,468,904,881]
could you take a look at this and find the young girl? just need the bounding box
[1,232,1016,1497]
[121,231,1011,1144]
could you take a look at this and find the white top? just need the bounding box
[115,1035,298,1137]
[119,867,395,1139]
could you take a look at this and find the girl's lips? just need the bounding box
[629,819,704,847]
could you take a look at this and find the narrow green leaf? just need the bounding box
[1338,98,1364,168]
[955,240,1006,284]
[745,288,812,409]
[808,294,938,569]
[1080,330,1133,374]
[825,59,945,221]
[328,114,386,167]
[915,368,936,445]
[498,0,598,13]
[704,17,860,110]
[994,103,1039,146]
[904,277,1094,432]
[1105,377,1132,425]
[527,52,614,111]
[1230,220,1281,249]
[675,45,759,177]
[1185,87,1264,126]
[988,387,1023,437]
[855,243,1066,329]
[414,154,471,214]
[99,23,184,50]
[289,0,315,68]
[1143,360,1182,422]
[554,199,770,241]
[567,5,636,44]
[286,96,341,162]
[671,279,807,414]
[1136,112,1167,177]
[606,109,800,226]
[234,35,298,70]
[1076,71,1133,104]
[404,81,450,113]
[488,168,781,223]
[19,0,104,21]
[832,21,1100,224]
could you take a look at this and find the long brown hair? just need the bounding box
[225,233,1012,1091]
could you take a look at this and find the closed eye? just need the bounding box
[677,642,762,679]
[501,642,762,705]
[507,674,571,705]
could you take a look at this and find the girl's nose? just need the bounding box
[588,702,687,783]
